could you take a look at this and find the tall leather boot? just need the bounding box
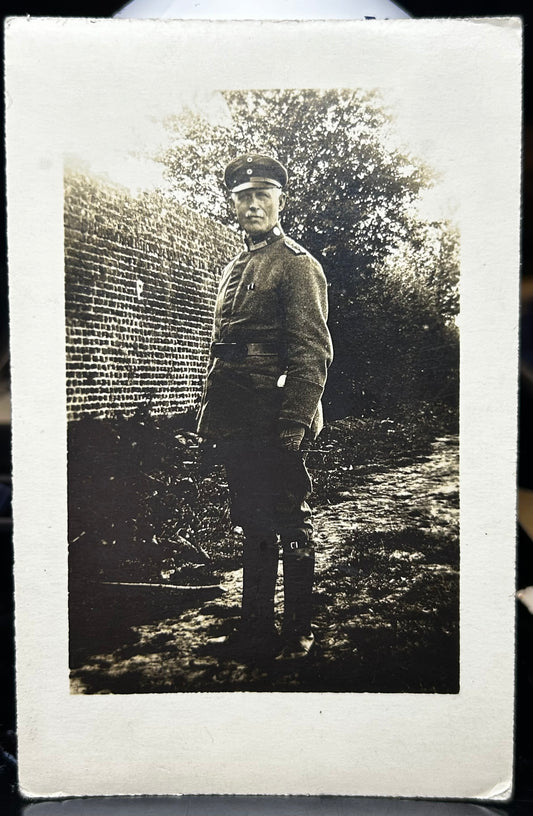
[210,535,279,659]
[241,535,279,639]
[277,540,315,660]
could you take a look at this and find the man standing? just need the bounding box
[197,154,333,661]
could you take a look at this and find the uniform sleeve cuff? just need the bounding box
[279,377,324,429]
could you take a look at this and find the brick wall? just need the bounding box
[64,171,241,421]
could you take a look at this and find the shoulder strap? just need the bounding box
[283,236,306,256]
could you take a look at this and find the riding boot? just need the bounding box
[277,539,316,660]
[239,534,280,651]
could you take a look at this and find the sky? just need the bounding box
[68,83,458,223]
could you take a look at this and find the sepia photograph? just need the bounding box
[65,87,460,695]
[6,17,519,798]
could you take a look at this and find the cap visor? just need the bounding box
[229,178,282,193]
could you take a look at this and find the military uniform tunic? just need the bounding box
[197,226,332,546]
[197,226,333,442]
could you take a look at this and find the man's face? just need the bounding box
[231,186,286,236]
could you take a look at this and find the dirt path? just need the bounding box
[70,436,459,694]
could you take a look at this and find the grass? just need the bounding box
[68,404,459,693]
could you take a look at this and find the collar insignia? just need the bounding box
[245,225,284,252]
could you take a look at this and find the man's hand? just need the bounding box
[279,424,306,451]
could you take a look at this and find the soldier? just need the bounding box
[197,154,333,661]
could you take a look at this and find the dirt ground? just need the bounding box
[69,434,459,694]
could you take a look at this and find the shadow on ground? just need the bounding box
[69,416,459,694]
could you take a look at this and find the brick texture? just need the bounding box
[64,171,241,421]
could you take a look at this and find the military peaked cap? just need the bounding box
[224,154,288,194]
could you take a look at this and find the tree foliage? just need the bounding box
[157,89,459,421]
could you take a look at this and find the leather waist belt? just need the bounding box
[212,342,279,362]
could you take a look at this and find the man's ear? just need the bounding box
[229,194,237,214]
[279,191,287,213]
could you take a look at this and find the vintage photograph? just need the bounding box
[6,18,519,798]
[66,87,460,694]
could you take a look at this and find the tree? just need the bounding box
[156,89,459,420]
[350,218,460,412]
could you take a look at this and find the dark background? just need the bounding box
[1,1,532,813]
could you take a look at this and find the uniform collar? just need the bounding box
[245,224,284,252]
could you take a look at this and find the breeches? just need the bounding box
[220,438,313,544]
